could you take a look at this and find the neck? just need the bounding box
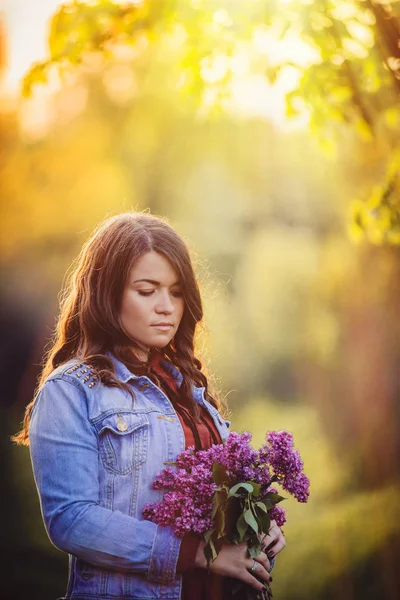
[125,345,149,363]
[136,349,149,363]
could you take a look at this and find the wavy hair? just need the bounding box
[13,212,221,446]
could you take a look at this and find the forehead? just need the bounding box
[128,251,179,283]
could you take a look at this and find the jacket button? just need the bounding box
[117,415,128,432]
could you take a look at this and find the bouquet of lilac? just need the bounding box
[143,430,310,600]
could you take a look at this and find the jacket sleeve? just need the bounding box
[29,377,182,585]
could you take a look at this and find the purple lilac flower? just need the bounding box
[260,431,310,502]
[143,451,217,537]
[253,462,273,493]
[143,430,309,535]
[283,471,310,503]
[223,431,259,481]
[268,504,287,527]
[260,431,303,478]
[264,487,287,527]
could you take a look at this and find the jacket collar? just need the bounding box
[107,351,183,387]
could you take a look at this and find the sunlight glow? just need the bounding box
[1,0,314,129]
[1,0,62,94]
[222,27,316,127]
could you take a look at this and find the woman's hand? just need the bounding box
[194,540,272,593]
[261,520,286,559]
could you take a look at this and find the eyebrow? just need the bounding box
[133,278,181,286]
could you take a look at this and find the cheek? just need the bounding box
[121,294,148,324]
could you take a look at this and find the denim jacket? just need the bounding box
[29,354,231,600]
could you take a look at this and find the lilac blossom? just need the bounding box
[265,487,287,527]
[223,431,259,481]
[283,471,310,503]
[260,430,310,503]
[143,430,309,536]
[143,453,217,537]
[268,504,287,527]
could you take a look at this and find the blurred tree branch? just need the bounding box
[21,0,400,243]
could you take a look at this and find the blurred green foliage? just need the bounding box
[21,0,400,243]
[349,148,400,244]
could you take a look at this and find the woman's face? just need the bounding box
[120,250,185,357]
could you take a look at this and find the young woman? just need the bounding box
[14,213,285,600]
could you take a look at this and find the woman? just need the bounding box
[13,213,285,599]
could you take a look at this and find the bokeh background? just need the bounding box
[1,1,400,599]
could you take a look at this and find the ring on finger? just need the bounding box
[249,560,259,573]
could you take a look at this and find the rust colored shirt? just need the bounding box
[150,353,225,600]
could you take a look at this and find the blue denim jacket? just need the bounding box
[29,354,231,600]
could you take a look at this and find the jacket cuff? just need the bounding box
[176,534,202,573]
[147,525,182,584]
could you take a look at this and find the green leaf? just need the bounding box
[212,462,229,485]
[203,541,215,568]
[255,507,271,535]
[228,482,254,497]
[255,501,268,513]
[262,492,286,509]
[225,495,242,536]
[214,501,227,538]
[216,514,226,538]
[247,481,261,497]
[244,508,259,535]
[204,529,223,567]
[208,536,217,561]
[247,540,262,558]
[211,487,228,519]
[21,61,50,97]
[236,512,248,541]
[203,528,215,544]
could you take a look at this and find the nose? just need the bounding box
[155,290,174,314]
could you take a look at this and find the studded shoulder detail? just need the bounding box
[65,363,99,388]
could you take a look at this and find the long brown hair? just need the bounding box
[13,212,220,446]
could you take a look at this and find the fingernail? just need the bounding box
[267,551,274,558]
[263,578,273,589]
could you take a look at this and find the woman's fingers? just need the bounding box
[267,534,286,557]
[242,570,270,593]
[207,541,273,592]
[244,554,272,592]
[263,530,286,555]
[254,551,271,574]
[262,519,286,557]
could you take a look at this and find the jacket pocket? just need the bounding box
[96,411,149,475]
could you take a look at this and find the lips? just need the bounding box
[151,323,174,331]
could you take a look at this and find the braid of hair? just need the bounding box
[169,322,219,415]
[192,356,220,411]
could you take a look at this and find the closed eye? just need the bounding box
[137,289,183,298]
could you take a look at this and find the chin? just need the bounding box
[149,338,173,348]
